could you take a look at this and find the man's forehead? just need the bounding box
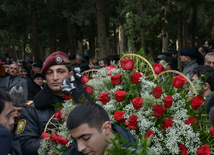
[69,124,97,138]
[11,64,18,68]
[206,57,214,61]
[47,65,68,71]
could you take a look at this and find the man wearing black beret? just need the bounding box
[179,47,198,79]
[15,51,73,155]
[28,73,44,100]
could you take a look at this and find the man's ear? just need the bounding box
[204,82,210,90]
[186,56,190,61]
[69,71,74,77]
[102,121,112,135]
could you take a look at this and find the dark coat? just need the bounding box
[11,140,22,155]
[0,75,28,100]
[28,81,42,100]
[63,124,138,155]
[0,124,12,155]
[14,85,65,155]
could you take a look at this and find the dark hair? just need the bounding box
[193,65,214,91]
[102,57,110,66]
[67,102,110,132]
[0,90,13,114]
[165,57,178,70]
[207,39,214,49]
[5,60,12,65]
[200,46,209,55]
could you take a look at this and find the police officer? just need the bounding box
[14,51,73,155]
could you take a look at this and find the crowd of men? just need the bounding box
[0,38,214,155]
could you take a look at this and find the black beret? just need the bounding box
[33,73,45,79]
[32,63,43,68]
[69,55,76,60]
[29,60,34,64]
[171,49,178,54]
[179,47,197,58]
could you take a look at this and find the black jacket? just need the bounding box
[14,85,65,155]
[28,81,42,100]
[63,124,138,155]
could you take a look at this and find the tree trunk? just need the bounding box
[178,11,183,71]
[113,24,117,55]
[150,41,155,62]
[89,17,95,58]
[139,0,146,51]
[77,40,82,53]
[183,20,189,47]
[67,18,75,55]
[162,31,168,53]
[106,37,110,56]
[191,0,197,48]
[96,0,107,58]
[20,36,25,60]
[32,8,40,63]
[12,40,17,59]
[119,25,125,56]
[49,28,56,54]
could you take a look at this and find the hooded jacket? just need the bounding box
[63,124,138,155]
[181,59,198,79]
[14,84,65,155]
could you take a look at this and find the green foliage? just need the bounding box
[105,131,155,155]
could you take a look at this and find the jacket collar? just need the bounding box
[34,84,64,109]
[181,59,197,67]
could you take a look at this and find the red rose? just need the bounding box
[98,92,110,104]
[196,145,210,155]
[152,86,162,98]
[114,111,125,123]
[69,143,73,148]
[164,95,173,108]
[210,127,214,136]
[131,72,142,84]
[132,97,143,110]
[178,144,188,155]
[50,132,59,142]
[172,75,187,88]
[185,117,197,126]
[115,90,126,102]
[190,96,203,110]
[40,132,49,139]
[105,65,116,74]
[120,59,134,70]
[111,74,122,85]
[162,117,173,130]
[62,94,71,100]
[125,115,138,129]
[152,105,165,118]
[145,130,154,140]
[84,85,93,95]
[153,63,164,74]
[81,75,90,84]
[54,109,63,121]
[57,136,69,145]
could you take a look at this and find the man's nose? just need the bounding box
[77,141,86,153]
[53,72,59,80]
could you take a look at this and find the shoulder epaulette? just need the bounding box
[26,101,34,108]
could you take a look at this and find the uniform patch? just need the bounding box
[16,119,26,134]
[27,100,33,105]
[55,55,62,64]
